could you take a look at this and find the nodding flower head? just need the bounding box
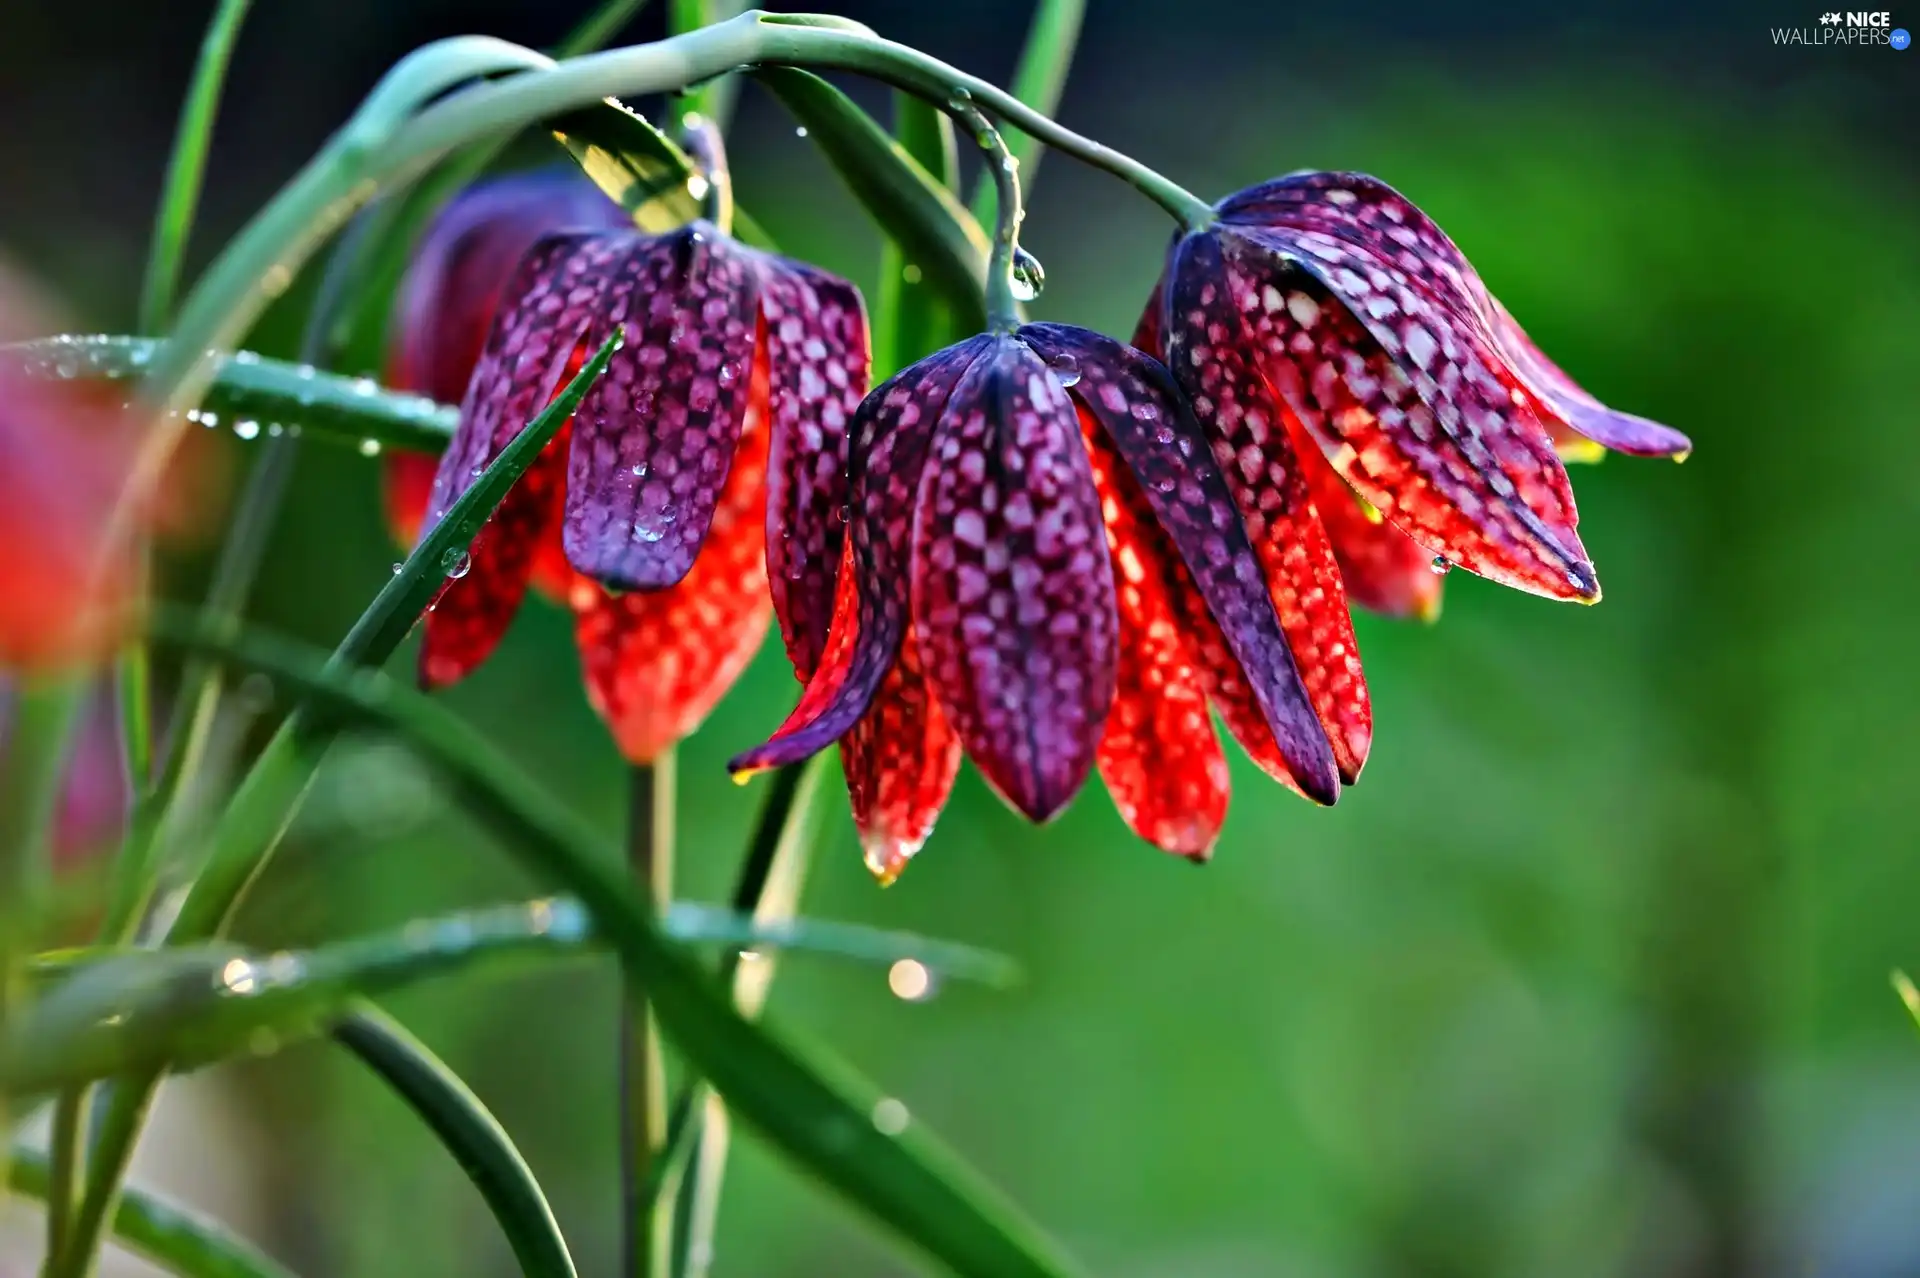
[394,179,869,764]
[732,324,1343,881]
[1139,170,1690,629]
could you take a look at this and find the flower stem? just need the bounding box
[622,752,676,1278]
[952,101,1024,334]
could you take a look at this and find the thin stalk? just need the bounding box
[138,0,256,333]
[954,103,1025,334]
[670,754,830,1277]
[0,677,84,1241]
[622,753,676,1278]
[967,0,1086,228]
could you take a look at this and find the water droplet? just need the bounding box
[686,174,711,201]
[887,959,936,1002]
[717,362,737,386]
[1430,555,1452,576]
[219,958,259,996]
[901,263,923,285]
[201,411,220,428]
[794,125,809,138]
[1047,351,1080,388]
[296,364,318,380]
[1009,248,1046,302]
[633,521,666,544]
[233,419,260,440]
[352,377,379,397]
[391,562,404,575]
[358,437,381,456]
[871,1098,910,1136]
[53,358,77,379]
[836,504,850,524]
[441,548,472,579]
[631,462,649,477]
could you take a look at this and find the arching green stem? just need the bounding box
[951,100,1024,334]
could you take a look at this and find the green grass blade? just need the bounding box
[335,1007,578,1278]
[967,0,1087,227]
[139,0,256,333]
[3,336,457,454]
[875,94,961,376]
[10,1147,293,1278]
[3,902,591,1096]
[152,622,1083,1278]
[753,67,990,333]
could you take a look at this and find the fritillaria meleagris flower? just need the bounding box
[733,324,1342,881]
[1139,170,1691,634]
[0,263,200,670]
[402,185,868,763]
[384,172,630,554]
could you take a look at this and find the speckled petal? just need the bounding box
[1218,230,1598,601]
[911,336,1117,823]
[1299,433,1443,621]
[563,223,762,591]
[383,173,627,558]
[729,337,992,775]
[1023,321,1338,804]
[1489,299,1692,458]
[1078,412,1230,856]
[416,235,604,689]
[840,630,961,884]
[572,357,772,763]
[757,257,871,678]
[1163,232,1373,783]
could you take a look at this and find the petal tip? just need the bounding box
[861,833,921,886]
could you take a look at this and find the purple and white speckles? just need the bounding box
[756,257,871,679]
[729,337,990,774]
[1019,322,1337,801]
[911,336,1118,822]
[562,222,762,591]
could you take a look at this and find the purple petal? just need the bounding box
[756,256,871,679]
[1020,322,1338,803]
[562,223,762,591]
[911,335,1118,822]
[1489,300,1692,458]
[729,337,991,773]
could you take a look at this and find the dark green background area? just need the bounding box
[3,2,1917,1275]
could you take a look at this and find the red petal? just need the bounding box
[562,225,762,592]
[1081,415,1229,856]
[729,338,991,775]
[572,365,772,763]
[417,236,602,690]
[839,628,960,884]
[1220,231,1598,601]
[911,337,1117,823]
[1164,233,1373,783]
[758,258,870,679]
[1298,430,1443,622]
[383,453,437,549]
[1024,320,1338,804]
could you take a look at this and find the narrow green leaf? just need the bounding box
[2,336,456,454]
[139,0,256,333]
[967,0,1087,227]
[10,1146,293,1278]
[753,67,990,333]
[29,901,1015,997]
[153,622,1082,1278]
[875,94,961,376]
[1896,970,1920,1035]
[335,1007,578,1278]
[3,900,590,1096]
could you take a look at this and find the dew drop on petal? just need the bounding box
[1430,555,1452,576]
[1046,351,1080,388]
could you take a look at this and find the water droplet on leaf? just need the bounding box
[441,548,472,579]
[358,437,381,456]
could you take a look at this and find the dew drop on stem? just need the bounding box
[1010,248,1046,302]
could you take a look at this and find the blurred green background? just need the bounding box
[4,1,1918,1275]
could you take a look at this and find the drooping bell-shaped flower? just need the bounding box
[403,190,868,762]
[1139,170,1689,631]
[733,324,1339,880]
[383,172,631,558]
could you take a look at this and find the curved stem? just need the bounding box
[952,101,1024,334]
